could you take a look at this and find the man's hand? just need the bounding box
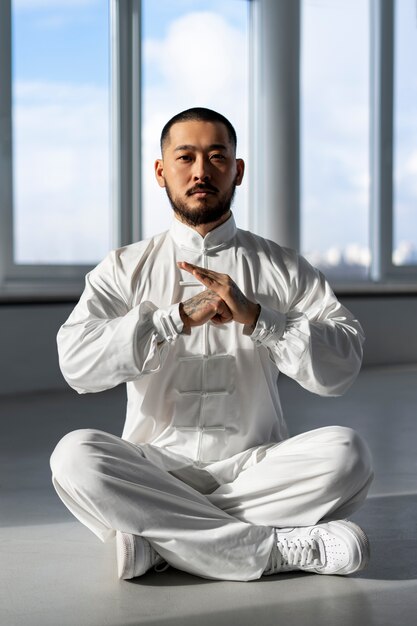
[178,261,260,327]
[180,289,233,330]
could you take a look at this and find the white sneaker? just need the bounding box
[265,520,370,576]
[116,531,165,580]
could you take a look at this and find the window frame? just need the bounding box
[301,0,417,292]
[0,0,114,300]
[297,0,417,292]
[111,0,142,250]
[1,0,416,301]
[370,0,394,283]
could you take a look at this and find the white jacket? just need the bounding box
[57,215,364,464]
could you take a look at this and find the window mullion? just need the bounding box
[0,0,13,286]
[111,0,142,249]
[250,0,300,251]
[131,0,142,245]
[370,0,394,282]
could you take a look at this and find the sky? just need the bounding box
[12,0,111,264]
[10,0,417,273]
[393,0,417,264]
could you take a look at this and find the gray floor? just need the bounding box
[1,366,417,626]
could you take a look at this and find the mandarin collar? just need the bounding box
[169,214,237,252]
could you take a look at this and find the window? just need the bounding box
[0,0,111,298]
[1,0,415,298]
[393,0,417,267]
[300,0,370,281]
[300,0,417,287]
[12,0,111,266]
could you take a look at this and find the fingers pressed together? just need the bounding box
[177,261,260,328]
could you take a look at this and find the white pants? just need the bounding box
[50,426,373,581]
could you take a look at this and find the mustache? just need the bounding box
[186,182,219,195]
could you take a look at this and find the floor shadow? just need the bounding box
[350,493,417,581]
[133,567,311,588]
[130,568,214,587]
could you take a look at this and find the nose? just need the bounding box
[192,155,211,181]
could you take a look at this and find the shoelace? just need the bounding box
[266,534,323,574]
[277,537,322,570]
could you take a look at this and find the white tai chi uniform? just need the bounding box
[51,214,373,581]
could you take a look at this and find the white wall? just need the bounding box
[343,296,417,366]
[0,303,72,395]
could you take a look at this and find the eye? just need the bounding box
[210,153,226,161]
[177,154,192,162]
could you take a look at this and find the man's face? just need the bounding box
[154,120,244,227]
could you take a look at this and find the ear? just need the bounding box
[235,158,245,186]
[154,159,166,188]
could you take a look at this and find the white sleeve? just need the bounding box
[246,255,364,397]
[57,252,183,394]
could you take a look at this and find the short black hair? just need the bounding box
[160,107,237,153]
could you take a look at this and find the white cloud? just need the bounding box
[304,243,371,274]
[394,148,417,213]
[344,244,371,268]
[13,80,111,264]
[324,247,343,267]
[393,241,417,266]
[145,11,246,101]
[405,151,417,173]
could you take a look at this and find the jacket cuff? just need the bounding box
[152,303,184,343]
[244,304,287,346]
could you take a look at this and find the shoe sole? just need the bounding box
[116,531,135,580]
[335,520,370,574]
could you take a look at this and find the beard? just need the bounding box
[165,181,236,227]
